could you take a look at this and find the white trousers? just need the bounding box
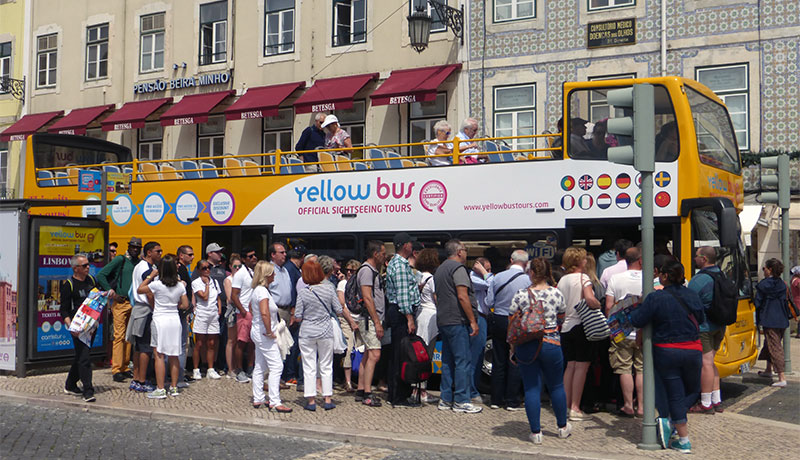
[299,336,334,398]
[251,328,283,407]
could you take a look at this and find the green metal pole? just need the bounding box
[638,169,659,450]
[781,205,792,374]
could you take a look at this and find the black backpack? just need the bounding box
[399,335,432,384]
[344,264,377,316]
[700,268,738,326]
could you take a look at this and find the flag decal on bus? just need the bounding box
[616,193,631,209]
[561,195,575,210]
[616,173,631,189]
[578,194,593,210]
[597,193,612,209]
[655,191,671,208]
[578,175,593,191]
[597,174,612,189]
[561,176,575,191]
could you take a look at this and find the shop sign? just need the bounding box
[133,71,231,94]
[587,19,636,49]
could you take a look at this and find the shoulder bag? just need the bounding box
[574,275,611,341]
[310,286,348,354]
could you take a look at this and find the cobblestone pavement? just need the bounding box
[1,336,799,459]
[0,401,486,460]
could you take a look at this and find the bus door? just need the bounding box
[271,233,359,262]
[202,225,272,260]
[682,198,756,376]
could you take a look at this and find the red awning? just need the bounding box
[1,111,64,142]
[225,82,305,120]
[370,64,461,106]
[294,73,379,114]
[101,98,173,131]
[47,104,115,135]
[160,90,236,126]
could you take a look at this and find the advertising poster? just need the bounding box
[36,225,105,353]
[0,210,20,370]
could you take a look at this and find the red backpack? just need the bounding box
[507,288,547,346]
[399,335,432,384]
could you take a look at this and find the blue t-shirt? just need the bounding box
[687,266,721,332]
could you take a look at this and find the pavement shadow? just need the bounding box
[583,415,643,445]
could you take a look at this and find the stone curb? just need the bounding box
[0,389,637,460]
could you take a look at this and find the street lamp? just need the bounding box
[407,0,464,53]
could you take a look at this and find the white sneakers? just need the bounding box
[771,380,787,387]
[530,422,572,446]
[207,368,222,379]
[192,368,203,380]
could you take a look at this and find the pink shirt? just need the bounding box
[600,259,627,289]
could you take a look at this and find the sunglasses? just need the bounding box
[80,263,90,268]
[232,264,242,269]
[185,253,195,257]
[246,254,257,259]
[200,266,210,271]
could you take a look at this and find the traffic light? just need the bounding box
[607,83,655,172]
[759,154,790,209]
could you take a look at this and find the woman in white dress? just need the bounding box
[137,254,189,399]
[249,260,292,412]
[192,259,222,380]
[413,248,440,403]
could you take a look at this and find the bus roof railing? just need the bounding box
[34,133,563,184]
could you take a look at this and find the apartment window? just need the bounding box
[263,108,293,163]
[588,0,634,11]
[198,115,225,165]
[494,84,535,153]
[86,24,109,80]
[200,1,227,65]
[494,0,535,22]
[265,0,295,56]
[696,64,749,150]
[36,34,57,88]
[0,143,8,195]
[0,42,10,93]
[410,0,446,33]
[332,0,366,47]
[334,101,365,147]
[140,13,165,73]
[409,93,447,156]
[588,74,635,122]
[138,122,163,161]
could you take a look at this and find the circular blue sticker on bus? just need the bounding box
[174,191,201,225]
[142,192,167,226]
[110,194,135,226]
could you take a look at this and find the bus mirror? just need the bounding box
[719,207,738,247]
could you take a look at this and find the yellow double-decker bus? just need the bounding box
[21,76,756,378]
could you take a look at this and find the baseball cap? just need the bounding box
[128,237,142,248]
[206,242,224,254]
[393,232,416,247]
[321,114,339,129]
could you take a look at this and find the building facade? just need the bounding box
[3,0,468,191]
[466,0,799,154]
[0,0,26,198]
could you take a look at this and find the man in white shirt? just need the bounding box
[129,241,161,390]
[230,247,257,383]
[455,117,481,162]
[605,246,644,417]
[600,239,634,289]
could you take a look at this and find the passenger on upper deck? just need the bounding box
[321,115,353,160]
[588,119,610,159]
[455,117,482,164]
[295,112,327,172]
[427,120,454,166]
[655,121,678,162]
[567,118,589,157]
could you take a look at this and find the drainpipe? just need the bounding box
[660,0,667,76]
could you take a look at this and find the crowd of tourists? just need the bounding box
[59,235,798,453]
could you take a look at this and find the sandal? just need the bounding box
[252,402,266,409]
[270,404,293,413]
[344,381,355,393]
[362,394,382,407]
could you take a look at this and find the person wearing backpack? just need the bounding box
[97,236,142,383]
[350,240,387,407]
[510,257,571,445]
[754,258,789,388]
[61,254,104,402]
[485,250,532,411]
[687,246,726,413]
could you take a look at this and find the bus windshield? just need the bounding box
[686,87,740,174]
